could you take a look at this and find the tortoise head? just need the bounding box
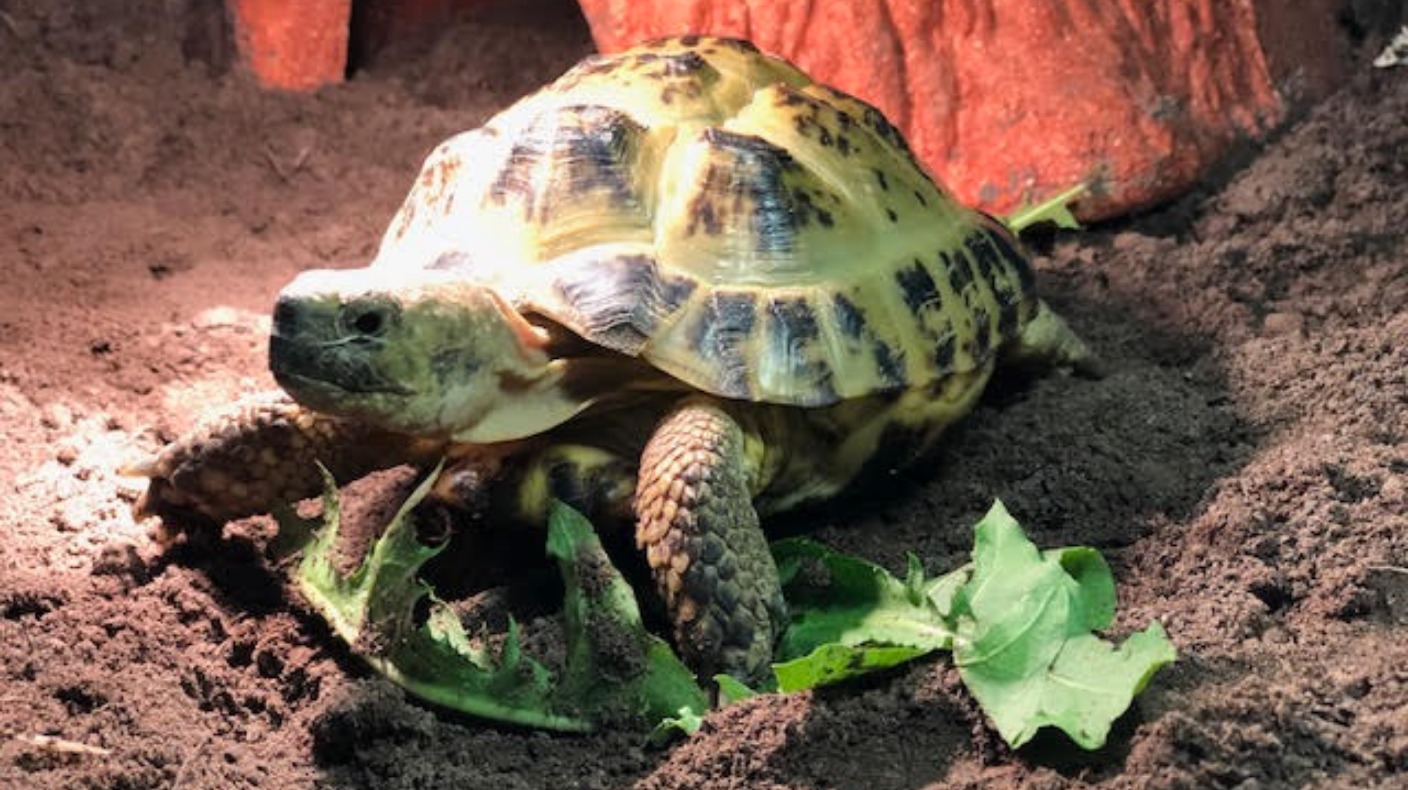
[269,267,584,442]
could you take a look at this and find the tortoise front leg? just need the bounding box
[634,397,786,684]
[126,391,444,527]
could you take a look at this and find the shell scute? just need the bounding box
[682,290,759,400]
[680,129,801,252]
[758,294,837,404]
[486,105,651,248]
[524,248,702,357]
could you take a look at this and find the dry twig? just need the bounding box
[0,11,20,39]
[12,733,112,757]
[170,733,212,789]
[263,135,318,182]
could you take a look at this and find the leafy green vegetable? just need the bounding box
[771,501,1176,750]
[278,469,705,732]
[774,642,929,693]
[546,501,708,727]
[770,539,959,691]
[1004,183,1088,233]
[713,674,759,706]
[774,538,959,659]
[950,502,1176,749]
[648,705,707,745]
[278,464,1170,750]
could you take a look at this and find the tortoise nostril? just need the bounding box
[351,309,383,336]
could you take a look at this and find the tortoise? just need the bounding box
[128,35,1095,684]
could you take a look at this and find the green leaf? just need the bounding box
[952,501,1176,749]
[773,538,956,662]
[1031,624,1176,747]
[922,565,971,619]
[546,501,708,728]
[767,501,1174,750]
[647,705,706,746]
[291,464,589,731]
[1047,546,1116,632]
[714,675,759,706]
[1003,183,1088,233]
[283,473,706,733]
[773,642,929,693]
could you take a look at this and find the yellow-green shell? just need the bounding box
[372,36,1039,407]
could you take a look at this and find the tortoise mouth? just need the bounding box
[269,334,415,404]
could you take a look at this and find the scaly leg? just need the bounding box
[634,397,786,684]
[125,391,444,526]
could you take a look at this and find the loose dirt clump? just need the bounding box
[1,1,1404,787]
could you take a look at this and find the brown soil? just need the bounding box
[2,1,1405,788]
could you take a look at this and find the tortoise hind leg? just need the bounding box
[634,397,786,685]
[1004,299,1104,377]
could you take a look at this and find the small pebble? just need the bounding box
[1261,311,1303,336]
[41,403,74,429]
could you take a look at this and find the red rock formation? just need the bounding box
[579,0,1353,219]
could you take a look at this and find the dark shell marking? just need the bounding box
[684,130,803,252]
[487,105,646,224]
[685,291,759,399]
[830,292,867,339]
[763,296,837,403]
[829,291,908,390]
[895,258,944,314]
[772,84,863,158]
[549,253,697,355]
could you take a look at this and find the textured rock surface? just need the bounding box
[226,0,500,88]
[579,0,1364,219]
[222,0,1382,217]
[228,0,351,90]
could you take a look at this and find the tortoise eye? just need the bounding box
[340,300,396,338]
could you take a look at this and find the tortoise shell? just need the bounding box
[371,35,1038,407]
